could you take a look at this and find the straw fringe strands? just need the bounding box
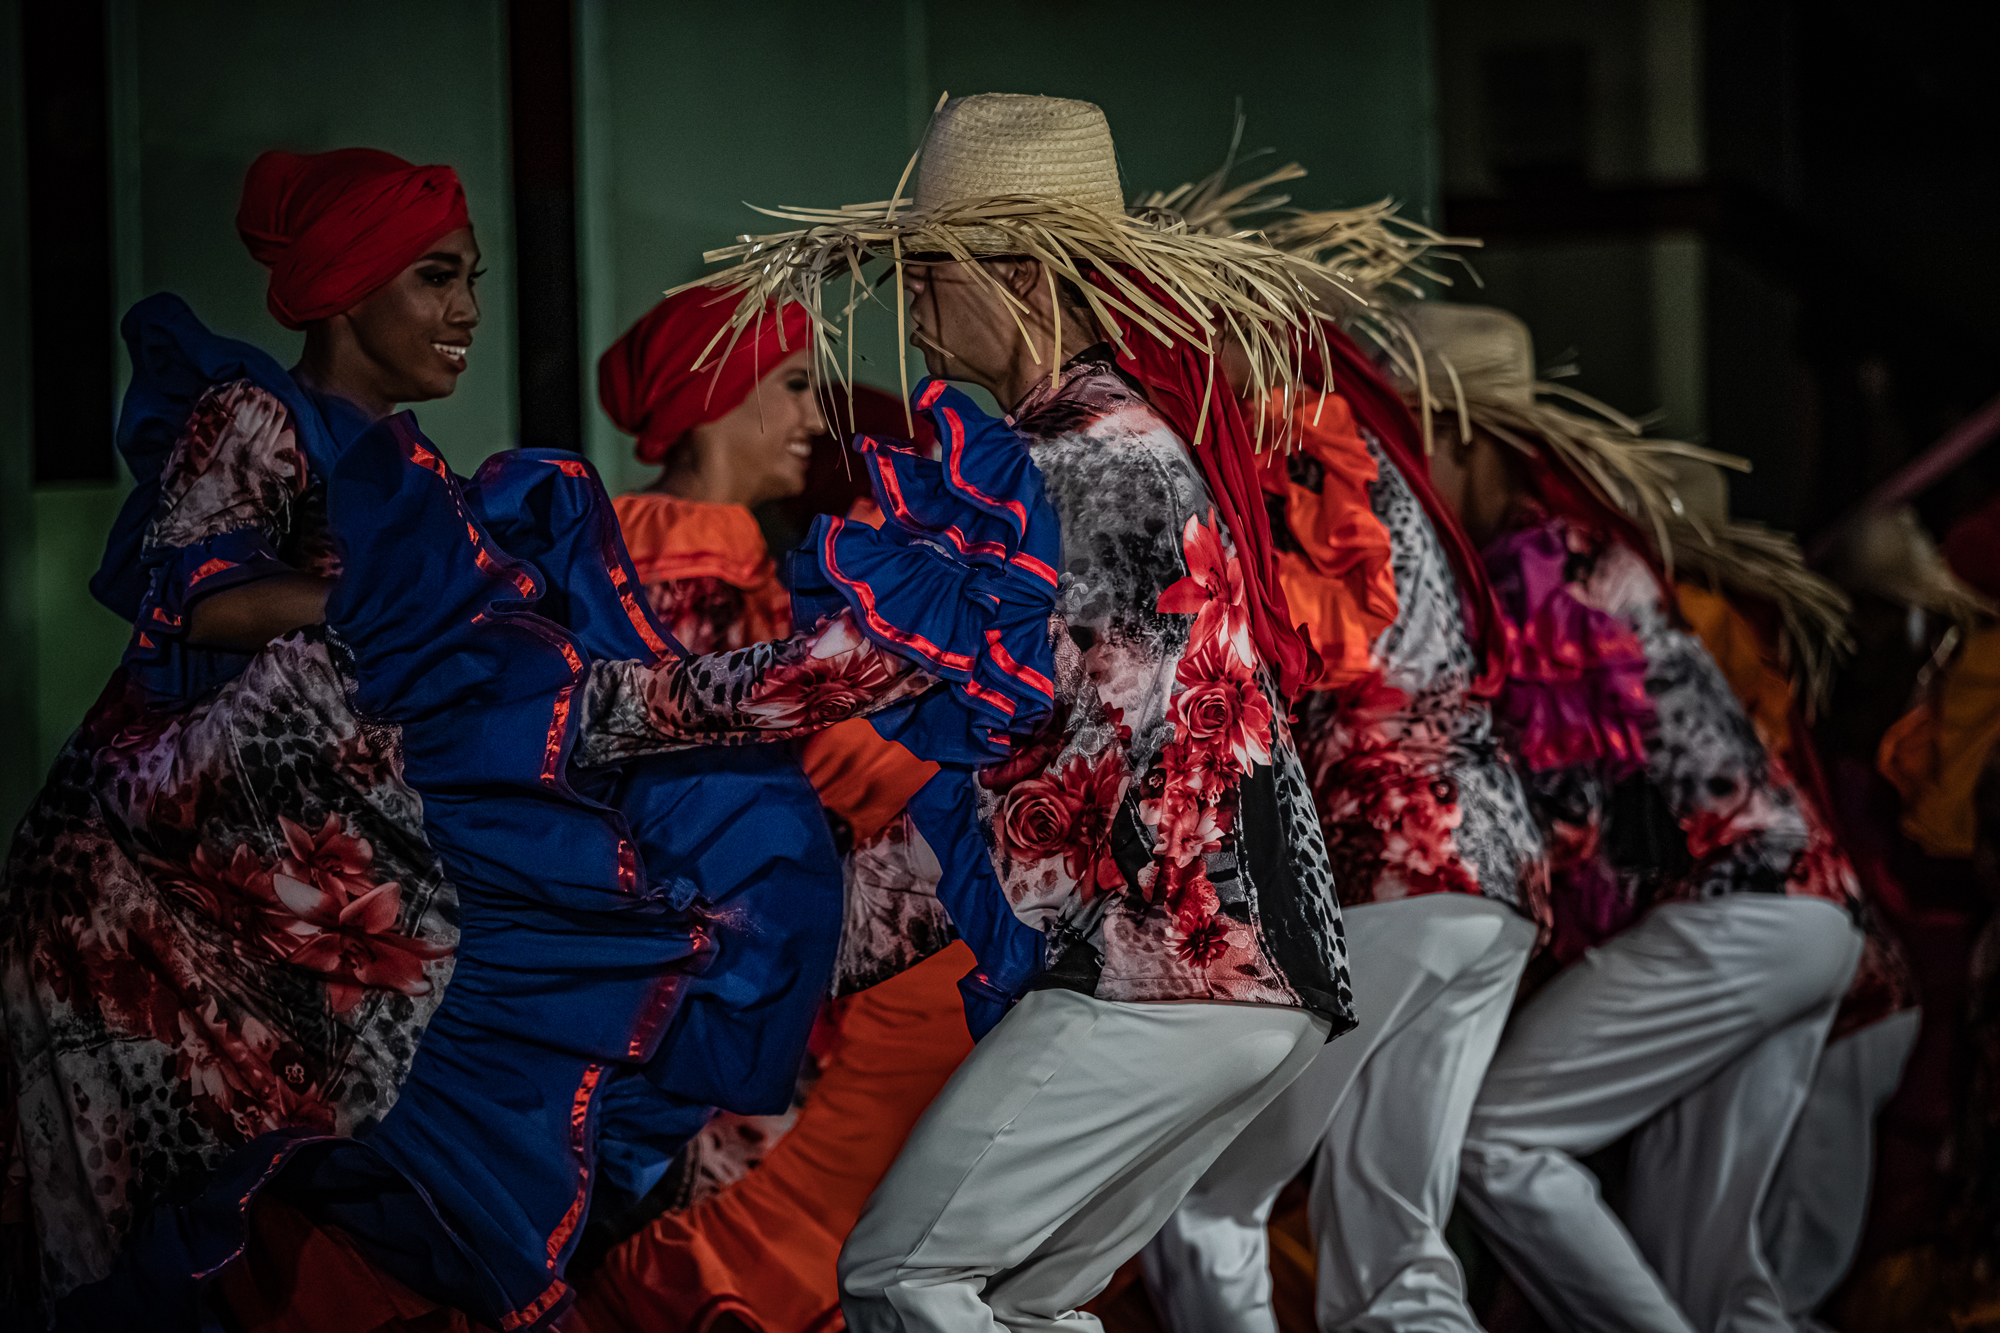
[1664,513,1855,716]
[677,189,1351,446]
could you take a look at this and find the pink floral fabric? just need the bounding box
[1486,512,1864,962]
[0,383,459,1303]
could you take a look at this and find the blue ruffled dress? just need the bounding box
[59,372,1060,1332]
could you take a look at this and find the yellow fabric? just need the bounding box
[1675,582,1798,761]
[1879,622,2000,859]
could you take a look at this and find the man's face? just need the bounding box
[902,259,1023,393]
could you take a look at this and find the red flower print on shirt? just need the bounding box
[998,746,1129,899]
[266,815,451,1013]
[1158,510,1255,668]
[1173,636,1275,774]
[731,614,906,732]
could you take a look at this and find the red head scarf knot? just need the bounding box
[237,148,471,330]
[598,288,814,465]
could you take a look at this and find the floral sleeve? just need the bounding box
[125,381,316,700]
[574,609,936,764]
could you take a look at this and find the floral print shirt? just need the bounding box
[1492,513,1863,958]
[1283,427,1550,930]
[971,352,1350,1024]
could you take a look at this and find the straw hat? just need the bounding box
[1657,454,1854,713]
[914,94,1125,225]
[680,92,1343,419]
[1825,507,1995,626]
[1397,301,1738,543]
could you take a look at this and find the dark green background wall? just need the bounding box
[1,0,1440,825]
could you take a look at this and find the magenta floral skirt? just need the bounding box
[0,634,457,1304]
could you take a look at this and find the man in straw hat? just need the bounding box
[1118,151,1554,1333]
[686,92,1358,1331]
[1401,301,1866,1333]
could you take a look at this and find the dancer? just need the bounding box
[1412,303,1864,1333]
[1664,459,1921,1329]
[678,92,1358,1332]
[1126,185,1546,1333]
[0,147,476,1312]
[1142,365,1548,1333]
[574,290,971,1331]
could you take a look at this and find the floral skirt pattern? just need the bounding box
[1,633,457,1302]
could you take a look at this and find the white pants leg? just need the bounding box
[1141,896,1535,1333]
[1457,895,1862,1333]
[837,987,1332,1333]
[1756,1007,1920,1325]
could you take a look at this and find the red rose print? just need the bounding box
[999,774,1075,863]
[1172,638,1275,774]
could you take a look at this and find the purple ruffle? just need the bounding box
[1483,520,1655,778]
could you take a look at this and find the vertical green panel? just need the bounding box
[924,0,1440,222]
[25,0,517,782]
[0,0,40,825]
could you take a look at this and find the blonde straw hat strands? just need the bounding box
[1130,114,1480,300]
[676,93,1357,440]
[1658,455,1855,716]
[1403,303,1857,708]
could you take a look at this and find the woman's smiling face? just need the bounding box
[337,226,482,403]
[681,346,826,507]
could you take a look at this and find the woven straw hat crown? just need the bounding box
[1403,302,1536,408]
[914,94,1127,224]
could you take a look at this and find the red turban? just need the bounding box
[237,148,471,330]
[599,288,814,465]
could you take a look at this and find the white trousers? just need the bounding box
[1141,896,1536,1333]
[837,986,1331,1333]
[1458,894,1863,1333]
[1759,1007,1920,1324]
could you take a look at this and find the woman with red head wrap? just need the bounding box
[1,147,482,1317]
[598,288,818,653]
[572,290,964,1333]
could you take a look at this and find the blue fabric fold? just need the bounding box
[788,379,1062,766]
[789,379,1058,1031]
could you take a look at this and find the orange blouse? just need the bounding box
[1674,582,1799,762]
[1879,621,2000,859]
[612,492,791,654]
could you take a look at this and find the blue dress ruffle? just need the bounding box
[789,379,1059,1036]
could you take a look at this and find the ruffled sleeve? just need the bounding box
[1483,517,1656,777]
[786,378,1063,767]
[97,295,351,704]
[1260,389,1399,689]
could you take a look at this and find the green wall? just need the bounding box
[1,0,38,825]
[6,0,1438,824]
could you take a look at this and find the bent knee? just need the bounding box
[1738,899,1861,1020]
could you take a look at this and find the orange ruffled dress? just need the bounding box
[572,492,951,1333]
